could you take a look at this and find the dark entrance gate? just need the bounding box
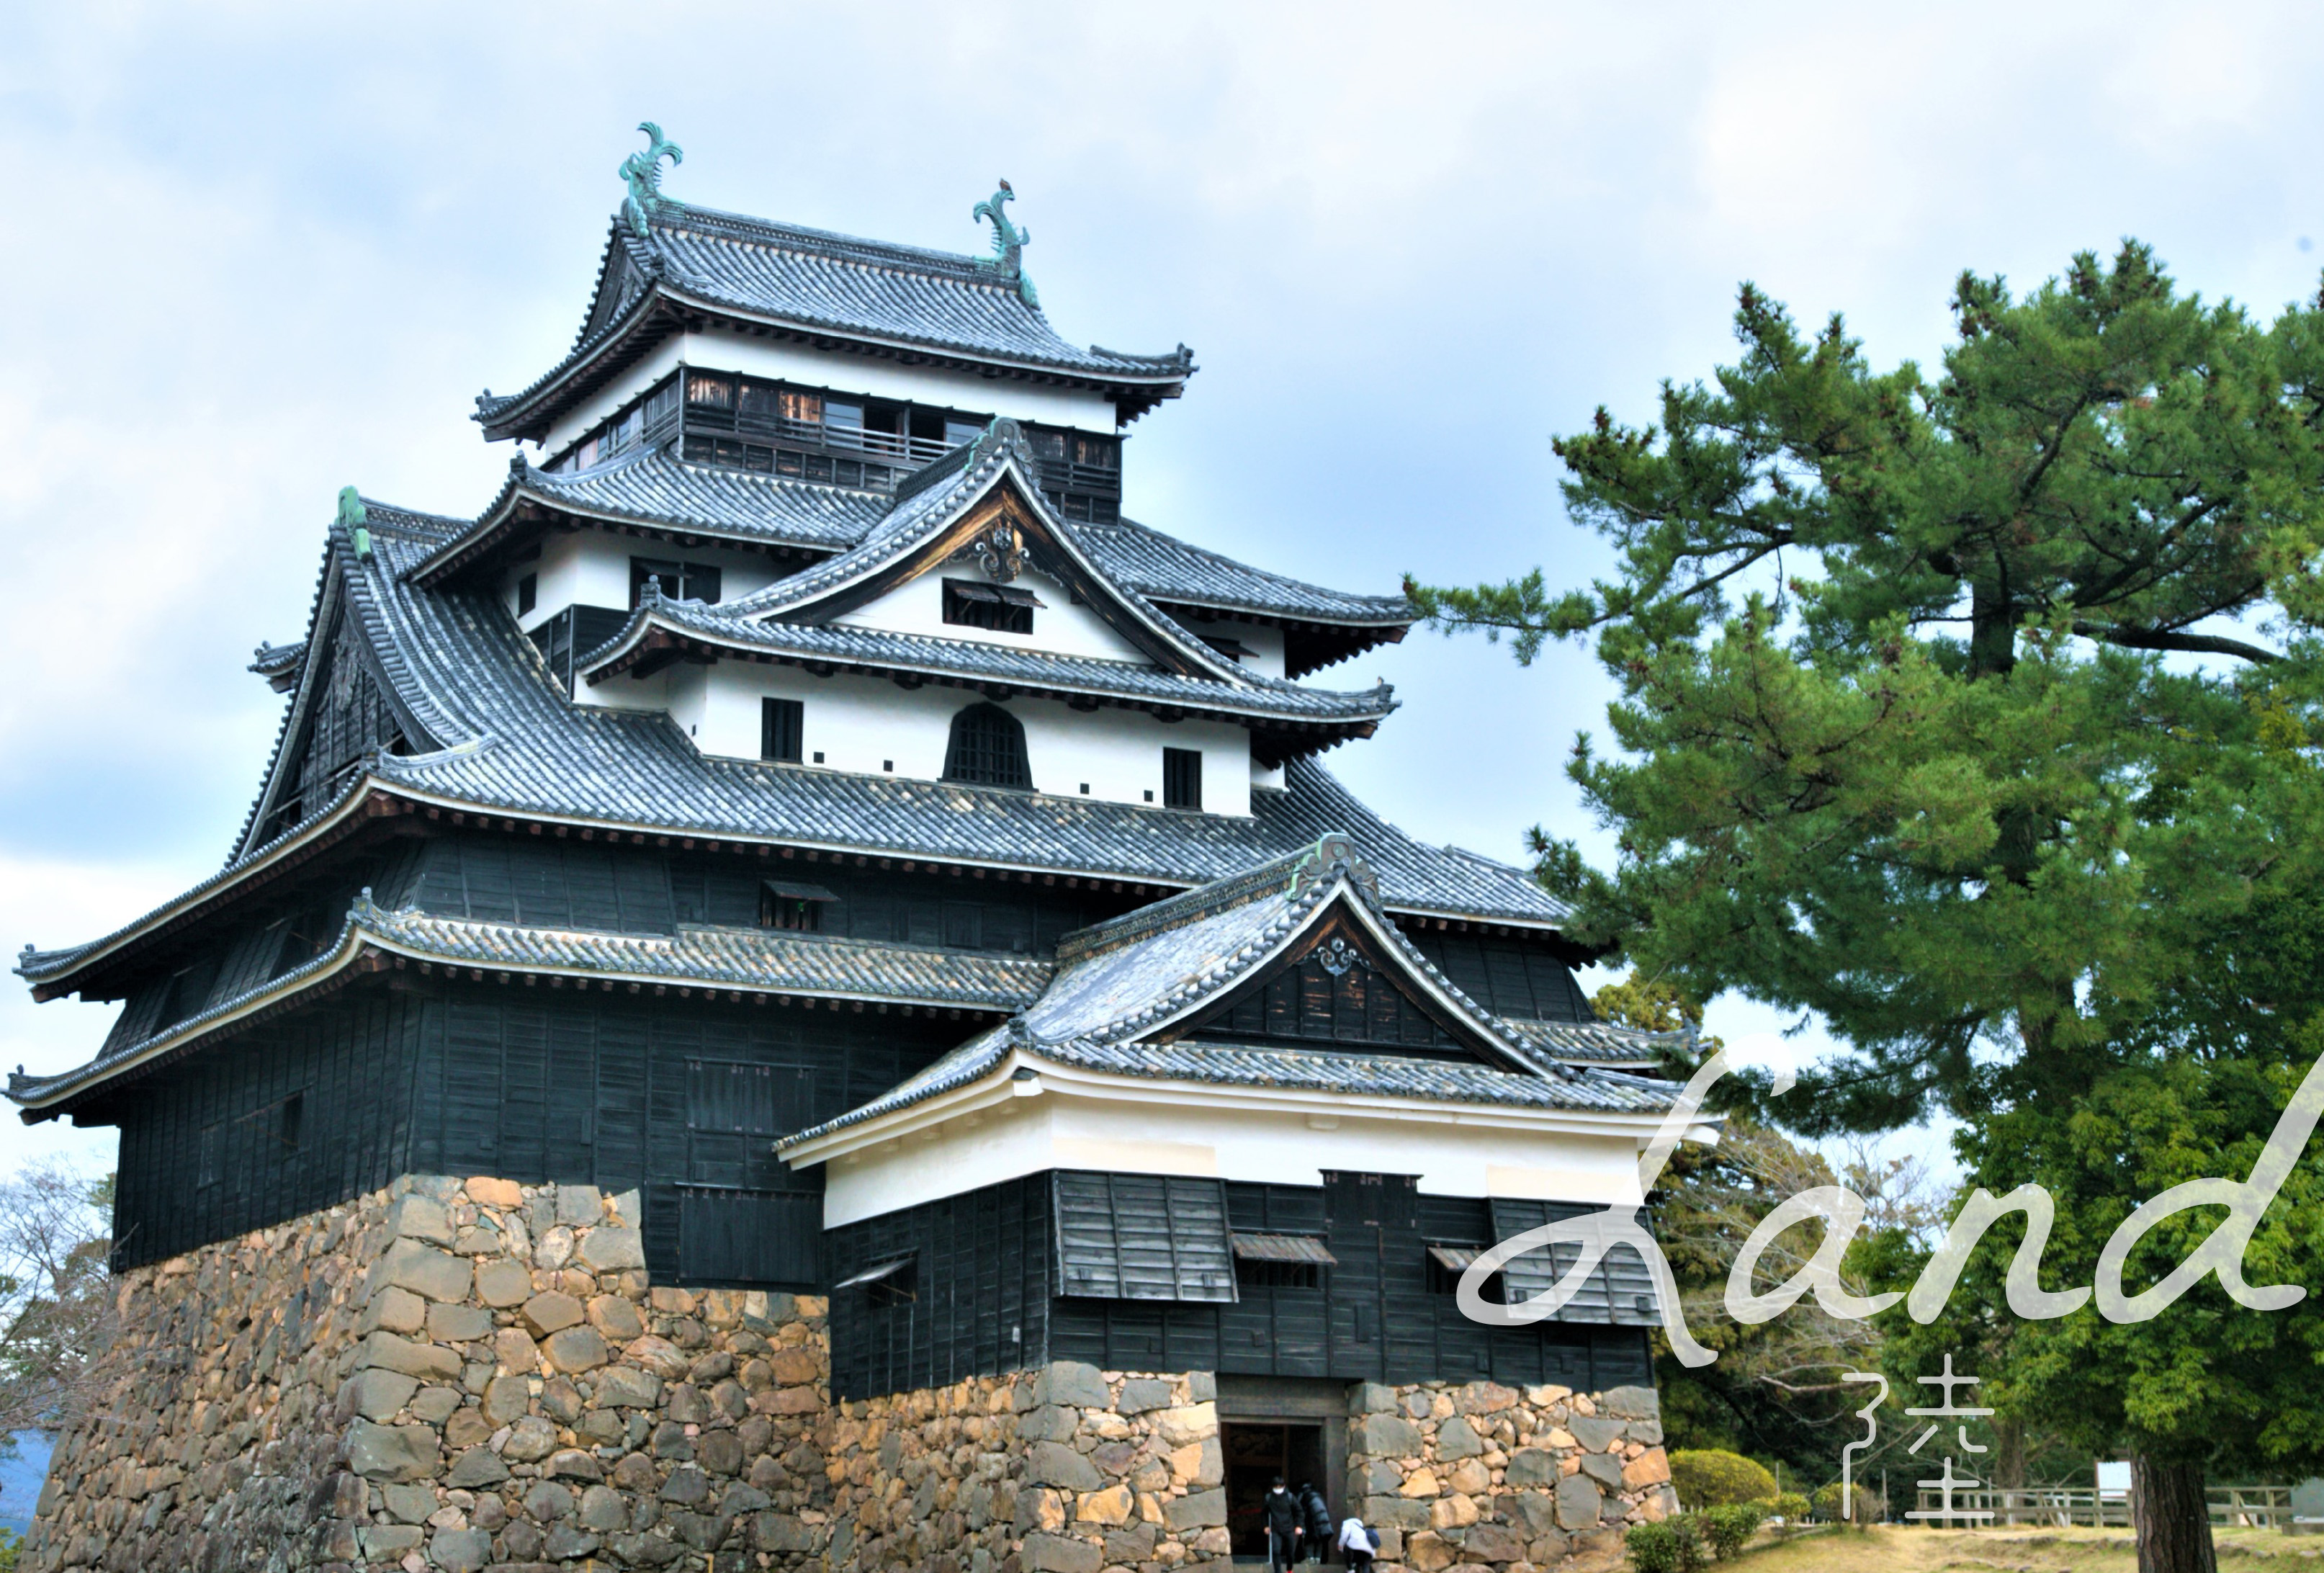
[1216,1376,1350,1564]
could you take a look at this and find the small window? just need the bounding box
[1427,1244,1504,1302]
[824,399,863,434]
[942,579,1041,635]
[943,418,985,449]
[776,388,822,425]
[1072,434,1119,471]
[759,878,831,931]
[645,380,681,425]
[943,703,1033,790]
[1236,1257,1321,1291]
[631,558,724,607]
[686,372,735,409]
[277,1093,304,1152]
[761,698,804,763]
[1163,748,1203,812]
[516,574,537,616]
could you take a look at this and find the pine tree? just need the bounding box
[1413,244,2324,1573]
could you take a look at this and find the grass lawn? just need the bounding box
[1569,1524,2324,1572]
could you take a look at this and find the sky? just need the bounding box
[0,2,2318,1179]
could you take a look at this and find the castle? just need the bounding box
[12,130,1682,1572]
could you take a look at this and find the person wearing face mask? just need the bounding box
[1262,1476,1304,1571]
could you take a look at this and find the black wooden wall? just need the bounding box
[96,976,959,1281]
[822,1170,1654,1402]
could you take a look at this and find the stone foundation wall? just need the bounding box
[30,1175,835,1573]
[824,1363,1227,1573]
[1346,1380,1673,1573]
[28,1178,1666,1573]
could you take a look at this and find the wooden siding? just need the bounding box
[99,990,427,1268]
[826,1171,1654,1402]
[1405,932,1594,1024]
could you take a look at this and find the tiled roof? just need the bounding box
[506,447,881,550]
[782,839,1679,1147]
[1080,519,1412,627]
[475,204,1193,438]
[7,896,1050,1113]
[592,593,1398,725]
[1503,1019,1672,1065]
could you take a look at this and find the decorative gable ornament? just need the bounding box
[1314,937,1369,977]
[619,122,683,238]
[959,519,1026,583]
[972,180,1039,309]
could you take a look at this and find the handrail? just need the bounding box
[1906,1483,2295,1528]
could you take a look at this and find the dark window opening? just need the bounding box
[761,697,804,763]
[760,878,834,932]
[1234,1257,1320,1291]
[516,573,537,616]
[943,703,1033,789]
[630,557,723,607]
[1163,748,1203,812]
[277,1093,304,1152]
[942,578,1042,635]
[1426,1243,1503,1301]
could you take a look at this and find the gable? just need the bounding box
[248,586,431,848]
[1159,904,1504,1065]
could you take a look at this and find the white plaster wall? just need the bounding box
[1177,617,1286,681]
[677,664,1253,816]
[539,328,1121,457]
[816,1088,1646,1228]
[835,565,1150,663]
[507,529,789,634]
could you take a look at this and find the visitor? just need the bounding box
[1338,1512,1379,1572]
[1263,1476,1304,1571]
[1298,1481,1331,1561]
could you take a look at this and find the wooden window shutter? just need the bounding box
[1053,1170,1237,1303]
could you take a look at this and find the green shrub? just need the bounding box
[1769,1492,1811,1523]
[1700,1502,1767,1558]
[1810,1481,1880,1523]
[1668,1448,1779,1508]
[0,1527,21,1573]
[1627,1514,1709,1573]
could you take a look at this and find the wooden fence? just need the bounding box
[1907,1484,2294,1528]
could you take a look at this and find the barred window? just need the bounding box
[1163,748,1203,811]
[943,703,1033,790]
[761,698,804,763]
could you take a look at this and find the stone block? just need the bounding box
[429,1525,491,1573]
[576,1226,647,1272]
[1026,1440,1102,1490]
[1351,1381,1398,1414]
[591,1363,662,1410]
[1598,1384,1659,1420]
[542,1325,610,1373]
[1459,1379,1520,1414]
[1555,1472,1602,1531]
[544,1523,604,1561]
[554,1183,602,1226]
[1162,1487,1226,1530]
[1506,1489,1560,1537]
[387,1194,455,1245]
[768,1345,821,1386]
[1018,1404,1080,1443]
[1355,1413,1422,1456]
[696,1430,743,1476]
[1623,1448,1672,1489]
[442,1406,492,1450]
[1404,1529,1455,1572]
[1627,1417,1666,1446]
[607,1186,642,1226]
[1018,1486,1069,1533]
[465,1175,524,1208]
[445,1446,510,1487]
[1569,1415,1624,1453]
[475,1258,532,1307]
[408,1384,462,1423]
[493,1326,539,1376]
[356,1523,426,1557]
[1400,1466,1440,1497]
[1032,1360,1111,1410]
[1447,1458,1490,1495]
[1428,1493,1479,1529]
[625,1334,691,1380]
[1077,1482,1135,1525]
[1435,1415,1484,1460]
[1466,1523,1527,1561]
[503,1416,558,1463]
[1023,1532,1103,1573]
[1116,1378,1174,1414]
[382,1483,436,1524]
[1154,1402,1217,1448]
[339,1366,418,1423]
[358,1284,427,1335]
[354,1330,462,1381]
[549,1448,605,1481]
[482,1373,531,1428]
[660,1466,710,1505]
[1505,1447,1556,1487]
[573,1482,628,1531]
[588,1293,645,1342]
[345,1418,440,1483]
[521,1290,585,1336]
[1365,1494,1430,1531]
[377,1237,472,1303]
[1579,1453,1625,1489]
[426,1303,492,1343]
[1105,1523,1159,1562]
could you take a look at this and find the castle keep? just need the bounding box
[12,131,1684,1572]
